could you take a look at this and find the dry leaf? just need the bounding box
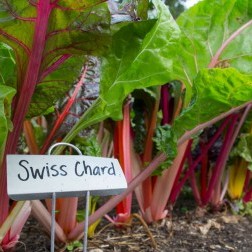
[198,219,221,235]
[220,215,240,224]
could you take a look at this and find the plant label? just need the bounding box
[7,155,127,200]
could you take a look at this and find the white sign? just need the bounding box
[7,155,127,200]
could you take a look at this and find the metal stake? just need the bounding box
[48,142,83,252]
[51,192,56,252]
[83,190,90,252]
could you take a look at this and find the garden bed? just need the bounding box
[15,199,252,252]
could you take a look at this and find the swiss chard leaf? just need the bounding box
[0,0,111,114]
[27,55,85,117]
[62,0,181,143]
[173,68,252,138]
[0,43,16,87]
[153,124,178,174]
[100,0,179,120]
[175,0,252,104]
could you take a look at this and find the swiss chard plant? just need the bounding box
[65,0,252,238]
[0,0,181,249]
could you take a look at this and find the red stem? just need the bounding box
[243,170,251,193]
[188,152,201,205]
[169,139,193,204]
[40,66,87,154]
[202,114,239,205]
[172,116,231,200]
[161,84,171,125]
[200,143,208,200]
[243,182,252,203]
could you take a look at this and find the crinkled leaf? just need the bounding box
[175,0,252,104]
[41,2,111,70]
[173,68,252,138]
[0,85,15,161]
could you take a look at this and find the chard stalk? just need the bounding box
[207,104,252,205]
[170,109,233,203]
[40,66,87,154]
[150,141,189,221]
[23,120,40,154]
[141,87,160,211]
[0,201,26,244]
[114,101,132,223]
[202,114,239,205]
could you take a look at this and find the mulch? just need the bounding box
[15,202,252,252]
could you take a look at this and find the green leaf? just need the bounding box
[0,0,111,107]
[27,55,85,117]
[63,0,252,147]
[0,85,16,161]
[153,124,178,175]
[0,43,16,87]
[62,0,181,144]
[101,0,180,121]
[0,0,36,88]
[173,68,252,138]
[74,135,101,157]
[41,2,111,70]
[136,0,149,20]
[175,0,252,104]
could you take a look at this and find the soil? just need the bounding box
[14,197,252,252]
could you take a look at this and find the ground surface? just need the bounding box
[15,199,252,252]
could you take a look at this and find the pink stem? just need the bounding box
[150,141,189,221]
[172,116,231,200]
[169,140,193,204]
[207,104,252,205]
[202,114,239,205]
